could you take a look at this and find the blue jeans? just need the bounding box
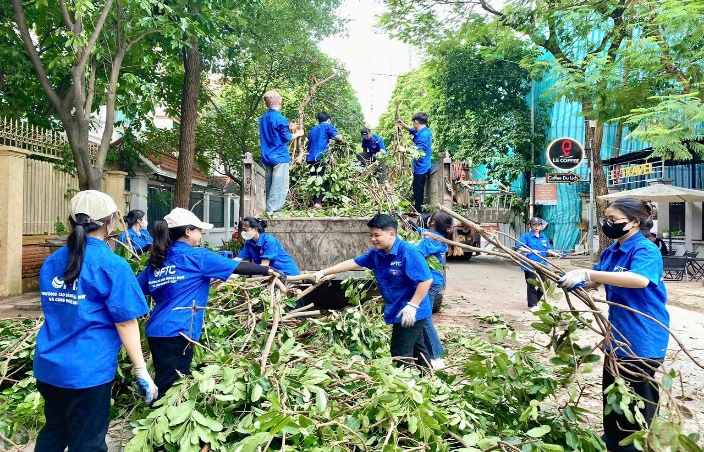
[265,162,290,213]
[423,284,445,359]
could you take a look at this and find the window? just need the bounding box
[209,196,225,228]
[669,202,685,235]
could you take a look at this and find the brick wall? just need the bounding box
[22,244,48,278]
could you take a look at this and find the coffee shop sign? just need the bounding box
[611,162,656,182]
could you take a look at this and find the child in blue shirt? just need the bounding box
[314,214,433,369]
[34,190,157,451]
[358,128,387,182]
[236,216,301,277]
[397,112,432,213]
[117,209,153,254]
[305,112,344,209]
[259,90,304,214]
[139,208,272,400]
[558,198,670,452]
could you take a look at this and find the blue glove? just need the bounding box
[134,365,158,404]
[557,269,590,291]
[558,252,568,259]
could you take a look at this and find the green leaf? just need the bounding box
[526,425,551,438]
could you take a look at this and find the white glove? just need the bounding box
[397,303,418,327]
[377,150,387,158]
[313,270,326,283]
[557,269,591,290]
[134,364,158,404]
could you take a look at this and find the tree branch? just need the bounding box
[58,0,75,31]
[77,0,115,72]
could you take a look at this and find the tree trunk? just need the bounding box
[613,123,623,157]
[588,120,611,256]
[174,35,203,209]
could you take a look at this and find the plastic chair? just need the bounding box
[217,250,234,259]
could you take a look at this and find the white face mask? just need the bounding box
[141,220,148,229]
[241,230,255,241]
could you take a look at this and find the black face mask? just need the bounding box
[601,221,630,239]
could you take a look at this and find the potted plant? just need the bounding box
[661,228,670,239]
[672,230,685,239]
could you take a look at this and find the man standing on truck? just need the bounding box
[259,90,304,215]
[397,113,432,213]
[357,128,387,182]
[306,112,344,209]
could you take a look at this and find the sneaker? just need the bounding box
[529,305,540,313]
[430,358,446,370]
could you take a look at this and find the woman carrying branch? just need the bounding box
[34,190,157,451]
[138,208,273,400]
[117,209,153,254]
[558,198,670,452]
[236,217,301,277]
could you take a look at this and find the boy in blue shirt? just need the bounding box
[259,90,304,214]
[306,112,344,209]
[515,216,562,312]
[357,128,388,182]
[313,214,433,368]
[397,113,432,213]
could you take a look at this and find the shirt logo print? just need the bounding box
[51,276,77,290]
[614,265,628,272]
[390,261,402,266]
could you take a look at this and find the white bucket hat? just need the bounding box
[164,208,213,230]
[69,190,118,226]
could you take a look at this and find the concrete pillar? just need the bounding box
[102,170,128,214]
[685,202,702,250]
[129,175,149,213]
[657,202,669,236]
[224,194,232,239]
[0,147,27,296]
[203,193,211,240]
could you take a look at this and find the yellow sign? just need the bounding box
[612,162,655,181]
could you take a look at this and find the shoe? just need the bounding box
[529,305,540,313]
[430,358,446,370]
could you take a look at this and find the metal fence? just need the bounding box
[23,158,79,235]
[0,116,68,159]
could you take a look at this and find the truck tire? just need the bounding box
[432,291,444,313]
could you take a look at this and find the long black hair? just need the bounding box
[430,211,454,239]
[241,217,267,233]
[150,220,194,269]
[124,210,145,228]
[606,198,655,236]
[64,213,114,285]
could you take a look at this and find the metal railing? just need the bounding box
[0,116,68,160]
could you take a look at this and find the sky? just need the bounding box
[318,0,420,128]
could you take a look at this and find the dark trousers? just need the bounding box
[412,173,428,213]
[524,270,544,308]
[148,336,193,401]
[308,161,327,205]
[35,380,112,452]
[356,152,387,182]
[390,318,430,368]
[602,355,663,452]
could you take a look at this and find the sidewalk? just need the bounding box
[0,292,42,320]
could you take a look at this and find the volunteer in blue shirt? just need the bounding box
[558,198,670,452]
[35,190,157,452]
[117,209,153,254]
[305,112,344,209]
[357,128,388,182]
[516,216,562,312]
[397,112,432,213]
[236,216,301,277]
[259,90,304,214]
[313,214,433,368]
[138,208,272,400]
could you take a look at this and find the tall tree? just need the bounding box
[9,0,175,189]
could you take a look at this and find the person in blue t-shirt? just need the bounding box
[34,190,157,452]
[305,112,344,209]
[259,90,304,214]
[558,198,670,452]
[515,216,562,311]
[117,209,153,254]
[397,112,432,213]
[236,217,301,277]
[138,208,272,400]
[313,214,433,369]
[413,211,459,370]
[357,128,387,182]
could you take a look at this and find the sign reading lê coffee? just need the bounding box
[545,138,585,171]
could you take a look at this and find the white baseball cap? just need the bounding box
[164,208,213,230]
[69,190,118,226]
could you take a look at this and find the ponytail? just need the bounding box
[64,213,112,285]
[150,220,193,269]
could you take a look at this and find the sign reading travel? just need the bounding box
[546,138,585,170]
[546,172,582,184]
